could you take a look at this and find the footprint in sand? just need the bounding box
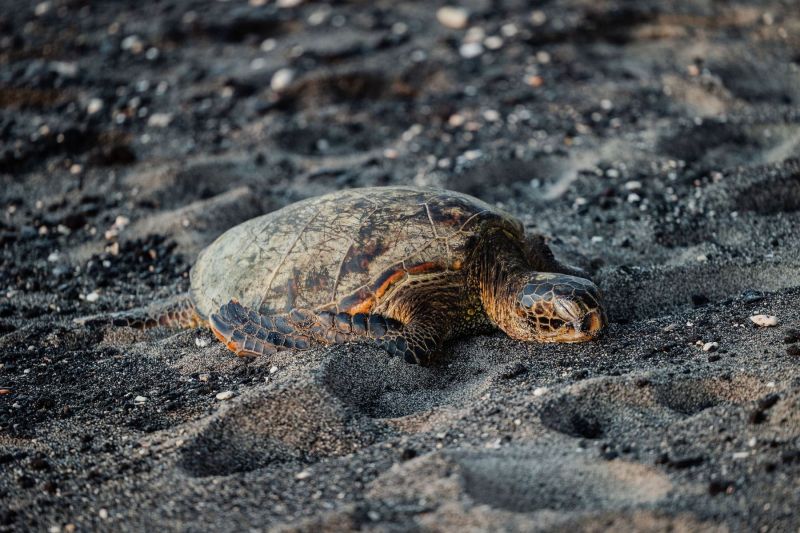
[539,374,772,441]
[178,375,388,477]
[369,447,671,514]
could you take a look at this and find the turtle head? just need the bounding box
[506,273,606,343]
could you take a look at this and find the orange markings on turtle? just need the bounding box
[375,262,442,298]
[347,296,377,315]
[214,331,245,355]
[338,262,448,315]
[210,323,228,344]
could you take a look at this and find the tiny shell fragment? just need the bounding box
[749,315,779,327]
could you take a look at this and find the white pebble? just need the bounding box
[501,23,518,37]
[462,149,482,161]
[260,38,277,52]
[484,36,504,50]
[448,113,465,127]
[250,57,268,70]
[533,387,548,397]
[702,342,718,352]
[215,391,234,401]
[133,396,147,404]
[47,252,60,262]
[530,10,547,25]
[195,338,209,348]
[749,315,779,327]
[436,6,469,29]
[147,113,173,128]
[624,180,642,190]
[35,1,51,16]
[732,451,749,460]
[295,469,312,480]
[459,42,483,59]
[87,98,104,115]
[85,291,100,303]
[121,35,144,54]
[270,68,295,92]
[482,109,500,122]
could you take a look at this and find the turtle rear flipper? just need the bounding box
[208,300,311,357]
[74,294,203,331]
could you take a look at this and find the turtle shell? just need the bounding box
[190,186,523,319]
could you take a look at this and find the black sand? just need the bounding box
[1,0,800,531]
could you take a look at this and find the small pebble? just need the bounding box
[133,396,147,404]
[750,315,779,327]
[436,6,469,29]
[525,75,544,87]
[121,35,144,54]
[87,98,104,115]
[195,338,209,348]
[533,387,548,397]
[271,68,295,92]
[295,469,312,480]
[199,373,210,382]
[459,42,483,59]
[85,291,100,303]
[702,342,719,352]
[215,391,234,401]
[484,36,503,50]
[147,113,173,128]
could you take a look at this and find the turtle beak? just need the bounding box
[564,309,605,341]
[544,305,605,343]
[576,309,604,337]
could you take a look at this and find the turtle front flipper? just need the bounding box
[209,300,441,364]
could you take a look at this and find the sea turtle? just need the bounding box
[117,186,606,364]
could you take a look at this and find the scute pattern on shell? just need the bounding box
[190,187,522,319]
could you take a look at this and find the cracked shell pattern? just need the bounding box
[189,186,522,319]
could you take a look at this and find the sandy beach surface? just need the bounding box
[2,0,800,531]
